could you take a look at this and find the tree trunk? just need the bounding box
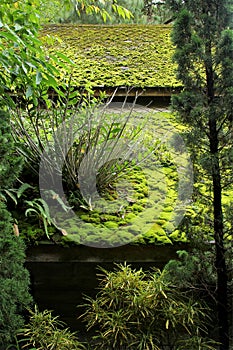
[209,129,229,349]
[206,53,229,349]
[144,1,153,23]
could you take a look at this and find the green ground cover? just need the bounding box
[40,24,180,89]
[12,107,232,247]
[13,110,189,246]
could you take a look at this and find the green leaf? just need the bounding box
[3,190,17,205]
[38,198,51,217]
[47,190,72,212]
[55,52,74,65]
[14,23,22,31]
[36,71,42,85]
[21,63,28,74]
[25,208,38,217]
[25,61,37,69]
[17,183,33,198]
[26,85,33,98]
[5,24,25,45]
[42,217,50,239]
[44,74,57,87]
[102,12,107,22]
[0,31,19,42]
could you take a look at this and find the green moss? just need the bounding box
[138,224,173,245]
[138,198,149,206]
[149,224,166,236]
[169,230,187,242]
[131,204,144,213]
[40,24,181,89]
[68,226,79,234]
[104,221,119,229]
[80,214,101,224]
[133,184,149,196]
[16,109,195,246]
[100,214,120,222]
[124,212,137,222]
[155,235,172,244]
[155,219,167,226]
[162,221,175,233]
[81,223,96,233]
[127,225,141,235]
[159,212,172,221]
[162,205,174,212]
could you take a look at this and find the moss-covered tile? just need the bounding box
[40,24,181,89]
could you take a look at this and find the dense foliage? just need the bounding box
[166,0,233,348]
[36,0,171,24]
[0,110,32,347]
[18,307,86,350]
[81,263,218,349]
[0,0,75,110]
[0,0,232,347]
[11,100,190,247]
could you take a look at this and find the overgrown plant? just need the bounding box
[0,182,33,206]
[165,0,233,347]
[25,195,71,239]
[0,0,69,108]
[48,0,133,23]
[11,96,151,212]
[80,263,217,350]
[25,198,57,239]
[18,307,86,350]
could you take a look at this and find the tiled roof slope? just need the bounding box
[41,24,181,90]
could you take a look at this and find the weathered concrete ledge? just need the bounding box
[26,243,188,263]
[25,243,188,330]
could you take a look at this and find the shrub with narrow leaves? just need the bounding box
[19,307,86,350]
[81,263,218,350]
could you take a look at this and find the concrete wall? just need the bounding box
[25,244,187,332]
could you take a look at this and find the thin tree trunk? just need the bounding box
[144,0,153,23]
[209,126,229,350]
[206,50,229,349]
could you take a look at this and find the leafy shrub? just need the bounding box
[12,101,149,212]
[80,263,217,350]
[18,307,86,350]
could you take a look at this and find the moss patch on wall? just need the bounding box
[40,24,180,89]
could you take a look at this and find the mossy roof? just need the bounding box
[41,24,181,91]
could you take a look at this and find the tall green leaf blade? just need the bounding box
[36,71,42,85]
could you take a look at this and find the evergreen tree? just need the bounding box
[166,1,233,349]
[0,110,32,347]
[0,111,22,191]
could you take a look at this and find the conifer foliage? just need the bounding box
[0,110,32,347]
[166,0,233,349]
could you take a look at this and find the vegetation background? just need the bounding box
[0,0,232,349]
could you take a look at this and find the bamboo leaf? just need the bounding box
[36,71,42,85]
[26,85,33,98]
[55,52,74,65]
